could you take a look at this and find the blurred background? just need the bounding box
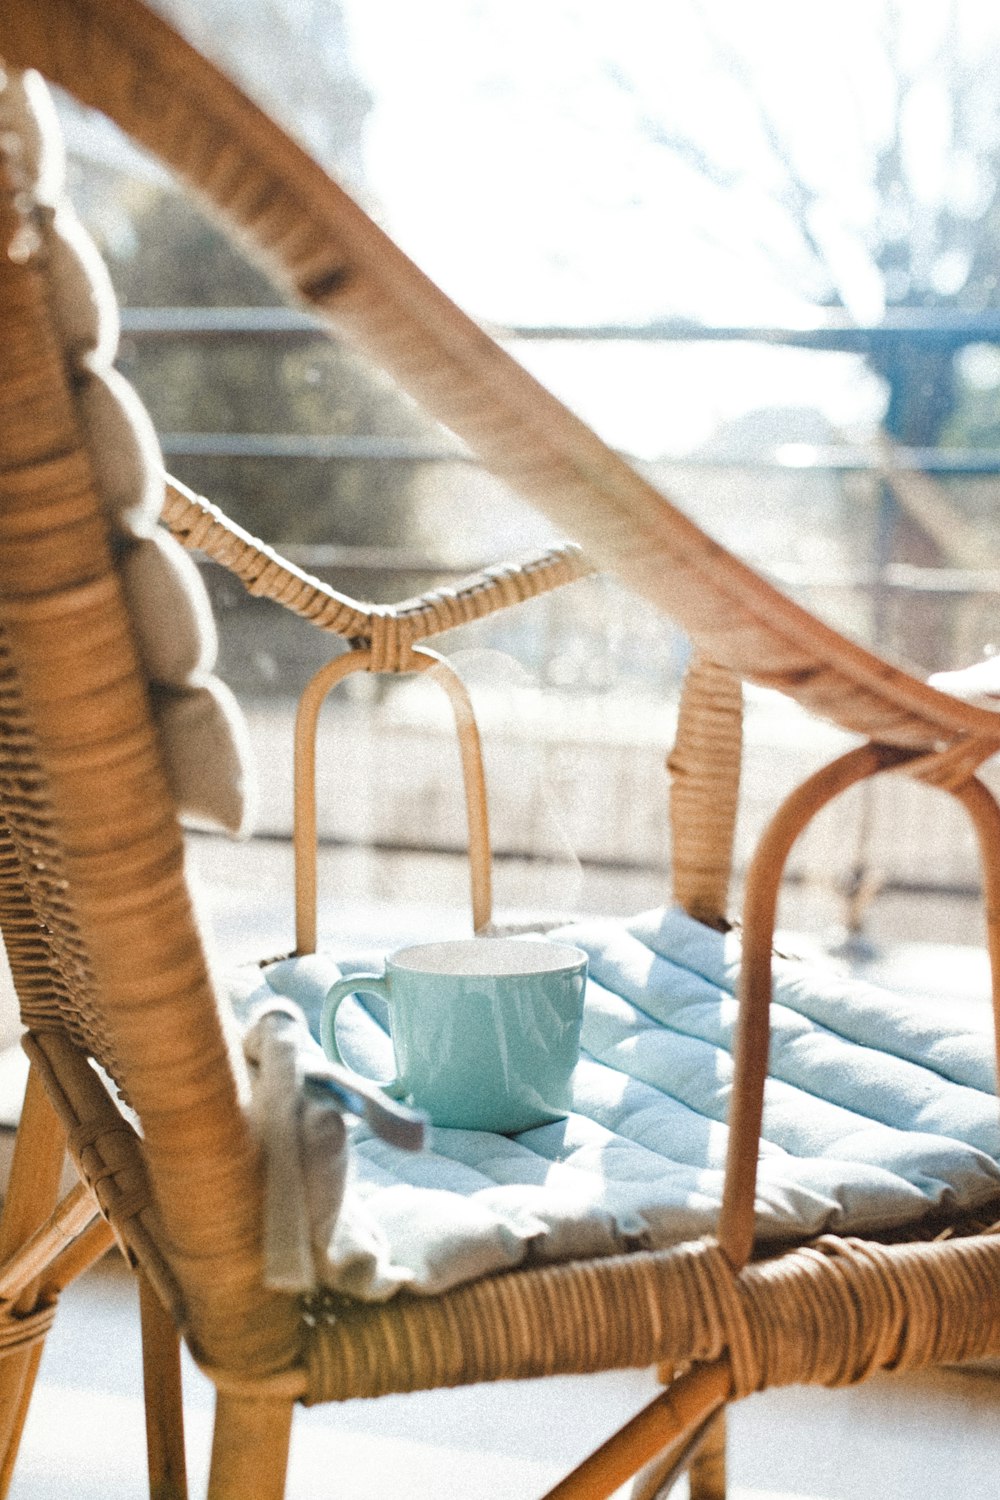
[53,0,1000,958]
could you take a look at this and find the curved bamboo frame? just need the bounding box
[720,745,1000,1270]
[293,645,493,954]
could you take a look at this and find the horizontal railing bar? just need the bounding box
[121,306,324,335]
[161,430,1000,474]
[773,561,1000,594]
[161,432,472,461]
[199,830,989,902]
[120,306,1000,350]
[499,316,1000,351]
[236,546,1000,598]
[760,445,1000,474]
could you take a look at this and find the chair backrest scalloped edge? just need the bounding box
[0,61,298,1376]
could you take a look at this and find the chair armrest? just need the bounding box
[163,476,594,650]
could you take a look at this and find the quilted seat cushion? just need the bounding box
[235,907,1000,1302]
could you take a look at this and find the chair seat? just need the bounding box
[230,909,1000,1304]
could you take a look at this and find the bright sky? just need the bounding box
[338,1,995,456]
[344,2,853,322]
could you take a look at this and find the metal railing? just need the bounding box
[119,302,1000,346]
[121,308,1000,936]
[118,305,1000,671]
[120,305,1000,470]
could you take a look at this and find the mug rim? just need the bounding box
[389,936,587,979]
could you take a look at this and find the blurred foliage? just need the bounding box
[943,346,1000,451]
[98,182,438,552]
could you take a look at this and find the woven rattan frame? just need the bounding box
[2,5,1000,1500]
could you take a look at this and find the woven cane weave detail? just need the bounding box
[0,630,115,1071]
[669,656,743,927]
[305,1231,1000,1403]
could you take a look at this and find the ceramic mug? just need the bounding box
[320,937,588,1133]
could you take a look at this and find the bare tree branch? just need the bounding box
[602,63,742,197]
[600,64,831,302]
[686,0,845,303]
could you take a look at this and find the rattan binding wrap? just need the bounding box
[668,655,743,927]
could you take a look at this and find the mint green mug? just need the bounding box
[320,937,588,1133]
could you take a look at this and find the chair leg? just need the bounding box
[688,1410,726,1500]
[0,1345,44,1500]
[139,1270,188,1500]
[627,1405,727,1500]
[0,1066,69,1498]
[208,1390,294,1500]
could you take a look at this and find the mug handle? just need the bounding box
[320,973,406,1100]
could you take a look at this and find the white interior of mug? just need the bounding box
[392,938,586,977]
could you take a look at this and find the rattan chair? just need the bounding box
[3,3,1000,1498]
